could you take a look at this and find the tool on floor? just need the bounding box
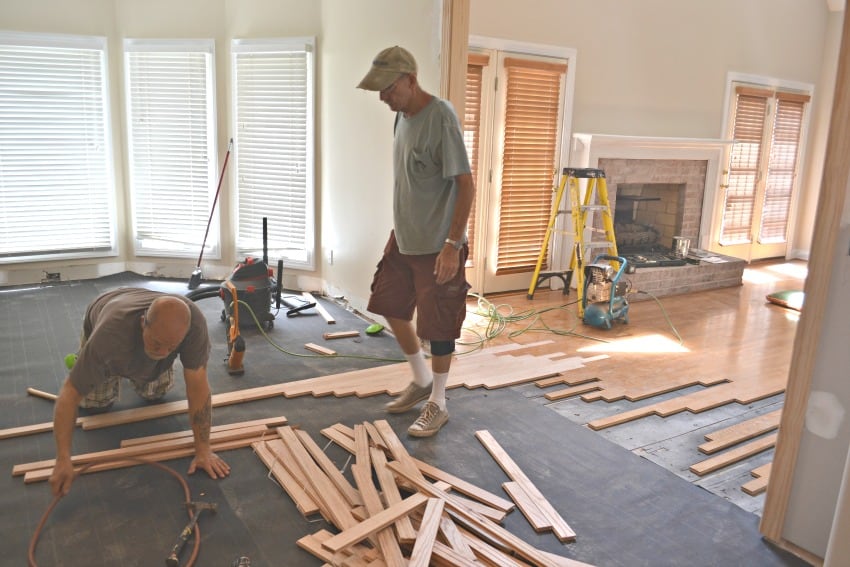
[280,294,316,317]
[188,139,233,290]
[222,280,246,376]
[218,217,279,331]
[26,387,57,401]
[582,254,630,329]
[165,500,218,567]
[365,323,384,336]
[527,168,619,322]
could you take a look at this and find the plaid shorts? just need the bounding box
[76,331,175,409]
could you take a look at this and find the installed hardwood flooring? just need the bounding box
[458,259,806,515]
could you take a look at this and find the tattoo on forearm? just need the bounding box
[191,393,212,444]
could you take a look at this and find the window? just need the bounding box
[0,32,115,262]
[232,38,315,269]
[124,39,217,257]
[720,84,809,247]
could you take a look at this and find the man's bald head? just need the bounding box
[141,296,191,360]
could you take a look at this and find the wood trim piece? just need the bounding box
[475,429,576,542]
[23,435,265,483]
[412,457,515,513]
[277,425,359,531]
[121,416,288,447]
[252,440,320,516]
[295,428,362,508]
[409,497,445,567]
[302,292,335,324]
[503,480,552,532]
[370,446,417,545]
[762,6,850,547]
[323,330,359,340]
[305,342,336,356]
[320,492,429,553]
[14,424,271,476]
[742,463,773,496]
[690,433,778,476]
[351,462,406,565]
[698,410,781,454]
[387,461,559,567]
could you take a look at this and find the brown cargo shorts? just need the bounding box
[367,232,470,341]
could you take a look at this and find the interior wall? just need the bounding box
[0,0,840,314]
[468,0,836,265]
[318,0,443,311]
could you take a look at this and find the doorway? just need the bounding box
[463,39,575,295]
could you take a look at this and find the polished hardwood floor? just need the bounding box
[459,259,807,515]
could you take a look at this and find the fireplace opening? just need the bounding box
[613,182,688,268]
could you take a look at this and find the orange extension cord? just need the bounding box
[28,458,202,567]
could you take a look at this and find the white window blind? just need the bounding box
[124,39,217,257]
[0,33,115,262]
[232,38,315,269]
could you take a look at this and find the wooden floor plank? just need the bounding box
[690,433,779,476]
[698,409,782,454]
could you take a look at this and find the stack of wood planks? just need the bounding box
[688,409,781,495]
[11,411,594,566]
[255,419,593,566]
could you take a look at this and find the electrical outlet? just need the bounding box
[43,272,61,282]
[327,249,334,265]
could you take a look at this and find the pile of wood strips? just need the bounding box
[254,419,593,566]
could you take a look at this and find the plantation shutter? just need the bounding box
[232,38,314,268]
[0,33,115,261]
[462,52,490,265]
[760,91,808,242]
[496,57,566,274]
[720,85,809,246]
[125,40,216,257]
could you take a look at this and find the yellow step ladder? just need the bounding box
[527,167,619,316]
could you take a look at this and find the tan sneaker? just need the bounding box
[385,382,431,414]
[408,401,448,437]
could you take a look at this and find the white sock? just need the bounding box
[429,372,448,410]
[405,351,432,387]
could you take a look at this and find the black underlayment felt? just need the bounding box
[0,273,808,566]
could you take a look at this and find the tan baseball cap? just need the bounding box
[357,46,418,91]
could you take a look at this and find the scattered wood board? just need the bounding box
[256,420,591,566]
[475,429,576,542]
[690,433,778,476]
[698,409,782,454]
[304,342,336,356]
[302,291,335,324]
[742,462,772,496]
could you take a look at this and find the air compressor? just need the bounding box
[582,255,630,329]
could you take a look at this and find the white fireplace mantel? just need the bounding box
[569,133,734,165]
[568,133,735,250]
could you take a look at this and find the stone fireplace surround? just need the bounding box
[562,134,747,299]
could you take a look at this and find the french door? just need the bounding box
[717,83,810,261]
[462,46,570,295]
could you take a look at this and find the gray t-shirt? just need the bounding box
[392,97,471,255]
[70,288,210,395]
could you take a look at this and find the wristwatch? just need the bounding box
[444,238,463,250]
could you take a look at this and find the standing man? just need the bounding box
[49,288,230,496]
[357,46,475,437]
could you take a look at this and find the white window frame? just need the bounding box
[0,31,117,263]
[231,37,315,270]
[124,38,218,258]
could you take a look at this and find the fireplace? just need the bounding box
[561,134,746,298]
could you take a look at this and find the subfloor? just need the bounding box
[0,265,808,566]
